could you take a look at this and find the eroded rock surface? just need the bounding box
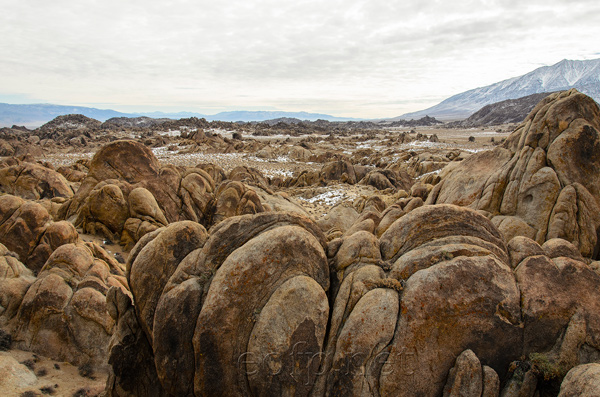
[427,89,600,259]
[105,202,600,396]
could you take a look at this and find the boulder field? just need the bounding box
[1,90,600,395]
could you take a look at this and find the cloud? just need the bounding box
[1,0,599,117]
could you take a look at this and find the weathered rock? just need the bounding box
[0,161,73,200]
[507,236,544,269]
[542,238,585,262]
[360,170,395,190]
[559,363,600,396]
[0,195,51,266]
[9,242,126,368]
[26,220,79,273]
[0,353,37,390]
[229,165,270,191]
[317,204,359,235]
[314,204,520,396]
[442,349,483,397]
[107,212,330,396]
[428,90,600,258]
[58,140,219,247]
[482,365,500,397]
[321,160,357,185]
[515,254,600,358]
[0,244,35,327]
[212,181,265,224]
[128,221,208,343]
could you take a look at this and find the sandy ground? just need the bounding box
[0,349,107,397]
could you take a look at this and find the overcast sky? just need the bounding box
[1,0,599,118]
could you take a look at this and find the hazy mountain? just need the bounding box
[205,110,358,122]
[398,58,600,121]
[0,103,135,127]
[0,103,356,127]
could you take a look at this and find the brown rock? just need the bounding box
[442,349,483,397]
[559,363,600,397]
[0,162,73,200]
[428,90,600,258]
[0,196,51,264]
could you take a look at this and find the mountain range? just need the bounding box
[398,58,600,121]
[3,58,600,127]
[0,104,358,128]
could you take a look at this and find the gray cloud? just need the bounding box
[1,0,599,118]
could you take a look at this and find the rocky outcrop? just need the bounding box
[58,140,304,247]
[58,140,215,247]
[285,160,413,192]
[448,92,553,127]
[0,161,74,200]
[427,90,600,258]
[0,195,82,273]
[3,241,127,368]
[104,203,600,396]
[37,114,101,133]
[107,213,329,396]
[0,243,35,328]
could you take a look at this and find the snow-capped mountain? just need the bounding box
[398,58,600,121]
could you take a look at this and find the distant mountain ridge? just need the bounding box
[398,58,600,121]
[0,103,359,127]
[447,92,554,128]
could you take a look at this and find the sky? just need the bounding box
[1,0,599,119]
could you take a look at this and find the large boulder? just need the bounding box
[313,204,521,396]
[559,363,600,396]
[0,161,74,200]
[8,242,127,368]
[59,140,216,246]
[0,243,35,327]
[107,212,329,396]
[427,90,600,258]
[0,195,79,272]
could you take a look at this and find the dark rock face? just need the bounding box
[428,89,600,258]
[449,92,554,127]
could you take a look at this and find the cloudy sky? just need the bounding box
[1,0,599,118]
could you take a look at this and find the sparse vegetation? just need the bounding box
[529,352,568,381]
[364,277,405,293]
[39,385,56,395]
[468,136,475,142]
[78,362,96,379]
[72,389,91,397]
[21,358,36,370]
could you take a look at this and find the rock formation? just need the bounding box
[0,161,74,200]
[58,140,215,247]
[105,204,600,396]
[2,89,600,395]
[427,89,600,258]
